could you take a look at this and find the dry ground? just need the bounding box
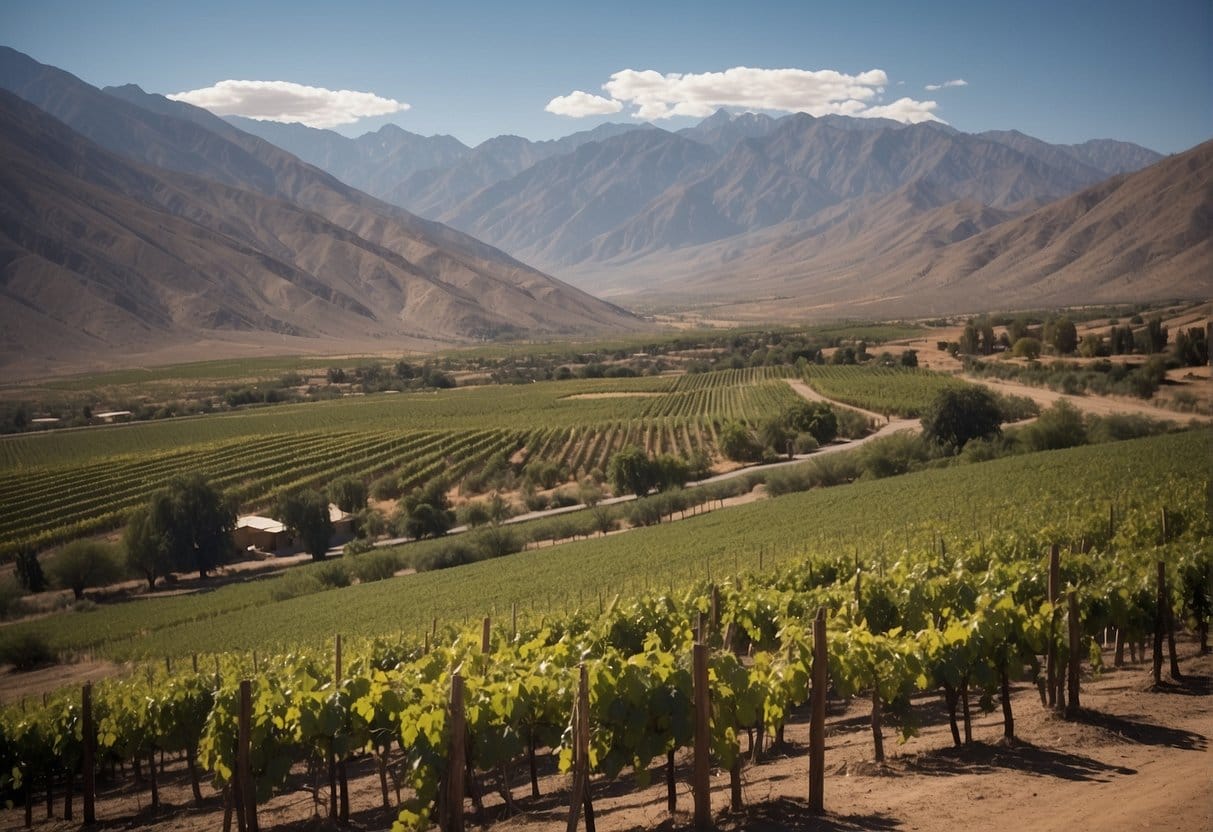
[4,642,1208,832]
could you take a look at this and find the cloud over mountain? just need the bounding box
[545,90,623,117]
[546,66,942,123]
[168,79,408,128]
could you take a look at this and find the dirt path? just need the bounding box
[963,374,1212,422]
[784,377,922,438]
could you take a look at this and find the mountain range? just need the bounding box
[228,98,1208,316]
[1,44,1209,377]
[0,47,639,377]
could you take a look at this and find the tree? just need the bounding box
[1051,317,1078,355]
[899,350,919,368]
[608,445,658,497]
[653,454,690,491]
[49,541,122,600]
[399,478,454,539]
[329,477,368,514]
[13,547,46,594]
[1021,400,1087,452]
[958,323,980,355]
[158,474,235,578]
[275,490,334,560]
[718,421,762,462]
[758,416,791,457]
[124,502,172,589]
[920,387,1003,452]
[1011,337,1042,359]
[783,402,837,445]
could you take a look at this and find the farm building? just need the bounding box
[233,505,353,554]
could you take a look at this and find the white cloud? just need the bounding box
[924,79,968,91]
[544,90,623,117]
[546,66,942,125]
[167,80,408,128]
[859,97,941,123]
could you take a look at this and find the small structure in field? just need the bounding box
[233,504,354,554]
[94,410,134,423]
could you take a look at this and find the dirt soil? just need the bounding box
[5,642,1208,832]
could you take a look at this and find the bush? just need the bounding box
[346,550,403,583]
[0,632,57,670]
[994,393,1039,422]
[311,561,351,589]
[1019,400,1088,452]
[0,577,25,620]
[49,540,123,600]
[834,409,873,440]
[13,548,46,594]
[370,474,402,501]
[1086,413,1171,444]
[858,433,934,479]
[549,487,582,508]
[718,421,762,462]
[793,433,820,454]
[269,570,326,602]
[764,466,818,496]
[921,387,1003,452]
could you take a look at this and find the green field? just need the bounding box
[6,428,1203,662]
[802,365,968,417]
[0,367,802,557]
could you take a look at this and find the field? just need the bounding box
[3,428,1203,662]
[801,365,968,417]
[0,428,1206,832]
[0,367,804,557]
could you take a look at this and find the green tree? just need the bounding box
[1021,400,1087,452]
[921,387,1003,452]
[124,502,172,589]
[275,490,334,560]
[329,477,368,514]
[758,416,792,457]
[1011,337,1042,359]
[653,454,690,491]
[1051,317,1078,355]
[783,402,837,445]
[49,541,122,600]
[399,479,454,539]
[13,547,47,594]
[608,445,658,497]
[718,421,762,462]
[958,322,980,355]
[159,474,235,578]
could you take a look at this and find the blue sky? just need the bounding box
[3,0,1210,152]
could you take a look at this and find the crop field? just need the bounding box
[802,365,967,416]
[1,426,1205,832]
[0,367,801,557]
[5,428,1203,662]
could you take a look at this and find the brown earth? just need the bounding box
[4,642,1207,832]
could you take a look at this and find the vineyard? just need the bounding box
[801,365,967,417]
[0,368,800,558]
[0,430,1203,658]
[0,429,1207,831]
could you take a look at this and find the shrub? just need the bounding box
[718,421,763,462]
[1019,400,1088,452]
[0,577,25,620]
[921,387,1003,452]
[793,433,820,454]
[1086,413,1170,444]
[269,570,325,602]
[311,561,351,589]
[347,550,403,583]
[370,474,402,501]
[0,632,56,670]
[858,433,934,479]
[834,409,873,440]
[49,541,123,600]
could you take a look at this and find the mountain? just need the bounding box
[388,121,654,217]
[978,129,1163,179]
[0,48,640,375]
[218,115,469,197]
[224,113,653,217]
[438,129,719,266]
[576,140,1213,317]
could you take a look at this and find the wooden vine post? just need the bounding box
[82,683,96,825]
[1065,591,1081,718]
[1046,543,1062,709]
[808,606,826,814]
[336,635,349,822]
[1153,560,1166,686]
[442,673,466,832]
[237,680,258,832]
[482,617,492,654]
[692,641,712,830]
[566,664,595,832]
